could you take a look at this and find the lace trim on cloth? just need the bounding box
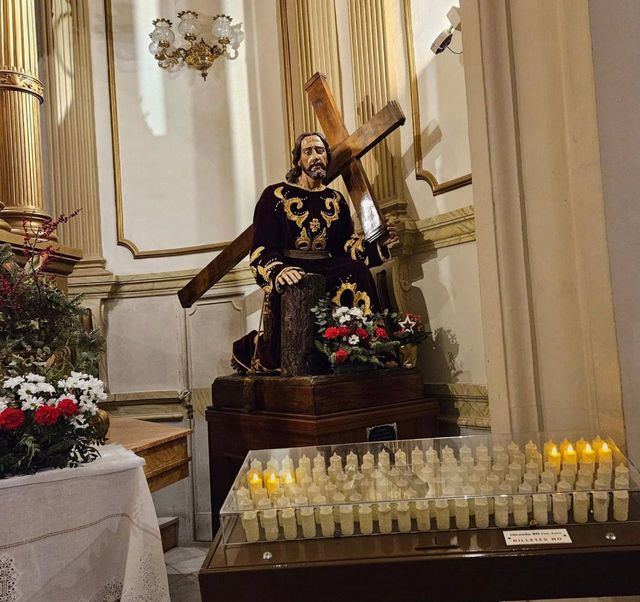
[121,553,168,601]
[0,556,19,601]
[89,579,123,602]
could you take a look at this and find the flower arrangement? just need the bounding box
[0,372,107,476]
[392,312,429,345]
[311,297,400,370]
[0,212,104,379]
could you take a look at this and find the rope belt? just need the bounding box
[283,249,330,260]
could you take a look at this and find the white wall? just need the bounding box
[589,0,640,466]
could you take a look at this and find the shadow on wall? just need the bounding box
[419,327,463,383]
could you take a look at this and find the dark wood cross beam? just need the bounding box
[178,72,405,308]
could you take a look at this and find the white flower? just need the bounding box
[21,396,46,411]
[25,373,45,383]
[338,314,352,324]
[333,306,350,317]
[0,397,9,412]
[348,307,363,318]
[348,334,360,345]
[2,376,24,389]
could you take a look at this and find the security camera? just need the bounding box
[430,6,462,55]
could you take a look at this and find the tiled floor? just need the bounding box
[165,544,209,601]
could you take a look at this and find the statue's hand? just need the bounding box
[382,217,400,249]
[276,267,305,288]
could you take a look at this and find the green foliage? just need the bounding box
[0,243,104,380]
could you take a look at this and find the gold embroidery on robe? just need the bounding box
[250,246,265,263]
[332,282,372,315]
[344,234,365,259]
[312,228,327,251]
[256,259,283,295]
[321,193,341,227]
[275,186,308,228]
[295,227,311,250]
[309,218,320,233]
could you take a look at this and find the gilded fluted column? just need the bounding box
[41,0,108,274]
[0,0,53,235]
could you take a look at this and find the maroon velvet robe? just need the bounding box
[232,182,390,372]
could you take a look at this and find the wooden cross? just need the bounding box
[178,72,405,308]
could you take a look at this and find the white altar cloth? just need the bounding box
[0,445,169,601]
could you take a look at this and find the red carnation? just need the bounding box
[337,326,350,338]
[335,349,349,364]
[324,327,340,340]
[0,407,25,430]
[374,327,389,340]
[355,327,370,341]
[34,405,61,426]
[57,398,78,417]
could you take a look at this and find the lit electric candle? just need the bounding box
[455,498,470,529]
[241,510,260,543]
[494,496,509,528]
[416,500,430,531]
[575,438,588,458]
[377,502,393,533]
[300,506,316,538]
[546,446,562,476]
[572,492,589,524]
[319,505,335,537]
[598,442,613,465]
[552,493,569,525]
[592,435,604,455]
[543,440,557,462]
[513,496,528,527]
[580,444,596,475]
[525,440,538,461]
[248,470,263,498]
[435,499,450,530]
[533,494,548,525]
[593,491,610,522]
[562,444,578,473]
[281,470,295,495]
[613,490,629,521]
[475,497,490,528]
[358,504,373,534]
[559,438,571,456]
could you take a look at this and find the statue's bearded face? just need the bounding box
[299,135,328,181]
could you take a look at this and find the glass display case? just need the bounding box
[218,432,640,546]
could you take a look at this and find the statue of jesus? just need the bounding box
[232,132,398,373]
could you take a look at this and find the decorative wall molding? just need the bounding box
[0,69,43,101]
[68,264,254,300]
[102,389,189,422]
[103,0,230,259]
[415,205,475,252]
[425,382,490,429]
[402,0,472,196]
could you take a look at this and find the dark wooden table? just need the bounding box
[199,523,640,601]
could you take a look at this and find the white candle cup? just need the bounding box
[263,509,280,541]
[378,502,393,534]
[299,453,311,471]
[556,481,572,510]
[508,463,523,480]
[594,478,610,491]
[525,440,538,461]
[494,497,510,528]
[492,444,506,460]
[250,459,263,473]
[505,474,520,494]
[560,469,576,487]
[451,475,465,495]
[416,500,431,531]
[576,478,592,492]
[580,458,596,475]
[537,483,553,511]
[339,505,355,536]
[329,452,343,471]
[572,492,589,524]
[495,453,510,468]
[300,506,316,538]
[395,449,407,466]
[533,494,548,525]
[468,474,482,495]
[476,444,489,461]
[306,484,320,501]
[474,497,490,528]
[613,490,629,521]
[492,465,507,482]
[513,452,527,470]
[313,453,326,471]
[281,508,298,540]
[319,506,335,537]
[480,484,495,514]
[552,494,569,525]
[378,450,391,471]
[332,493,346,520]
[327,466,339,484]
[312,465,325,484]
[316,474,330,496]
[518,484,533,512]
[614,476,630,490]
[396,501,412,533]
[241,510,260,543]
[361,462,374,479]
[545,460,561,477]
[524,472,539,491]
[442,446,455,462]
[426,446,439,463]
[597,468,612,487]
[507,441,520,463]
[346,451,358,470]
[455,498,470,529]
[532,451,544,474]
[486,474,501,490]
[312,494,327,524]
[540,470,556,488]
[525,460,540,477]
[593,491,610,522]
[281,455,294,473]
[300,475,313,496]
[324,483,338,502]
[335,473,348,492]
[358,504,373,535]
[266,458,279,472]
[577,467,594,483]
[513,495,529,527]
[435,499,450,530]
[615,464,629,481]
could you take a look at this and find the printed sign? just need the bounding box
[366,423,398,442]
[503,529,572,546]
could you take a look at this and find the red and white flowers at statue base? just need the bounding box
[0,372,107,477]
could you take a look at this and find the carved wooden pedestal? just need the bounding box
[206,368,438,535]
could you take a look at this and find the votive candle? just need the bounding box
[416,500,430,531]
[378,502,393,533]
[494,496,509,527]
[339,504,355,536]
[475,497,490,528]
[281,508,297,540]
[572,492,589,524]
[552,494,569,525]
[592,491,610,522]
[300,506,316,538]
[533,494,548,525]
[513,495,528,527]
[241,510,260,543]
[435,499,450,530]
[613,490,629,521]
[359,504,373,534]
[319,506,335,537]
[263,508,279,541]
